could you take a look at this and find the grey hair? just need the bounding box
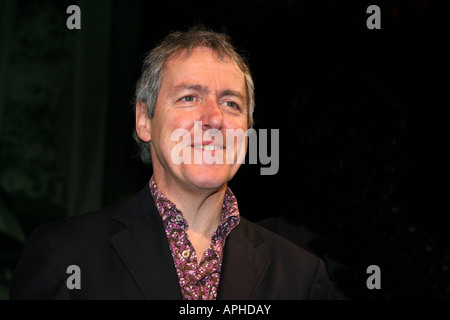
[133,25,255,165]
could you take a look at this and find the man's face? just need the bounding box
[138,47,248,193]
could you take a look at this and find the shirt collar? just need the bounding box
[149,175,240,229]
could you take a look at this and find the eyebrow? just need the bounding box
[220,89,245,102]
[173,84,210,94]
[173,83,245,101]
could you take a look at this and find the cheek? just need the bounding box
[155,115,194,152]
[225,118,248,139]
[223,119,248,161]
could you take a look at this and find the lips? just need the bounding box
[191,141,224,151]
[193,144,223,151]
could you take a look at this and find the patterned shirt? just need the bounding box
[149,176,240,300]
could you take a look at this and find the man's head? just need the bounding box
[134,26,255,192]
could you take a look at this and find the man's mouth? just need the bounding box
[192,144,223,151]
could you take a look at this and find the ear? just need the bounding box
[135,102,152,142]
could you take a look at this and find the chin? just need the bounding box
[184,165,235,191]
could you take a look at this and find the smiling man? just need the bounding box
[10,26,339,300]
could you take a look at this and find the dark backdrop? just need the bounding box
[0,0,449,299]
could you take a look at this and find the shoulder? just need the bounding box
[11,203,125,288]
[236,217,340,299]
[31,185,153,246]
[31,204,122,246]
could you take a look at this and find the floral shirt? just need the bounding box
[149,176,240,300]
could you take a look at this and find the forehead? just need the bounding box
[162,47,245,89]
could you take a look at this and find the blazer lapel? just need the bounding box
[217,219,269,300]
[110,186,182,300]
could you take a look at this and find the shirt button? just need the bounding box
[182,249,190,258]
[175,214,183,222]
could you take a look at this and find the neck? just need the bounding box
[153,172,226,238]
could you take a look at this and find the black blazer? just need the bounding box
[10,186,339,300]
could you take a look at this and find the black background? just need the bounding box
[1,0,449,300]
[129,0,449,299]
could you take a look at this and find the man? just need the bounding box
[10,26,339,300]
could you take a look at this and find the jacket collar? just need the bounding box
[110,185,269,300]
[110,185,182,299]
[217,218,269,300]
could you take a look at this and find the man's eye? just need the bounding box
[181,96,196,102]
[225,101,239,109]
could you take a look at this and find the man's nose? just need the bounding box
[200,98,223,131]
